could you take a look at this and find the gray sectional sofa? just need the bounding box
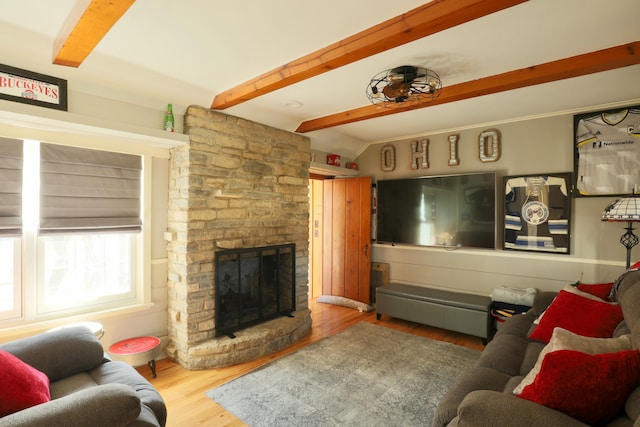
[434,268,640,427]
[0,326,166,427]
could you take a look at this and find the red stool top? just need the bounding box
[109,336,160,355]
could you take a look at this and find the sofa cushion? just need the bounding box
[0,350,50,417]
[49,373,98,400]
[528,289,623,343]
[620,283,640,337]
[563,283,615,302]
[477,334,529,376]
[493,312,537,339]
[432,366,512,427]
[0,327,104,382]
[533,286,604,326]
[519,341,547,376]
[0,383,141,427]
[453,390,593,427]
[517,349,640,425]
[625,387,640,421]
[614,320,632,338]
[530,292,557,317]
[611,264,640,302]
[514,327,633,395]
[502,375,525,394]
[89,361,167,426]
[577,282,614,301]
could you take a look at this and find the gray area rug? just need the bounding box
[206,322,480,426]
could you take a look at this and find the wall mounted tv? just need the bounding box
[375,172,497,249]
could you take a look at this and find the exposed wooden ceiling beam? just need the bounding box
[295,41,640,133]
[53,0,136,67]
[210,0,528,110]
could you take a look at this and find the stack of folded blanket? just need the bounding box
[490,286,538,325]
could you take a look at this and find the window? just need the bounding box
[0,139,143,323]
[0,237,20,320]
[37,233,137,315]
[0,137,23,321]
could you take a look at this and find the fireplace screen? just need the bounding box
[215,243,296,338]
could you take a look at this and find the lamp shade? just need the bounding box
[602,196,640,222]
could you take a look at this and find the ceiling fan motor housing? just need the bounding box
[389,65,420,83]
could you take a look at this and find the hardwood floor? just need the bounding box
[136,298,485,427]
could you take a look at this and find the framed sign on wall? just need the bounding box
[0,64,68,111]
[504,172,572,254]
[574,104,640,197]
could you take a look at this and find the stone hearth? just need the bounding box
[186,312,311,369]
[164,106,312,370]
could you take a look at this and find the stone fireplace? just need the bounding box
[215,243,296,338]
[164,106,312,370]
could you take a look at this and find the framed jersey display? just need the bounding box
[574,104,640,197]
[504,172,572,254]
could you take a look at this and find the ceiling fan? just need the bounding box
[366,65,442,107]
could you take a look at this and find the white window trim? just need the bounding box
[141,155,153,306]
[0,302,155,342]
[0,238,22,321]
[0,100,187,155]
[35,233,140,317]
[0,107,177,332]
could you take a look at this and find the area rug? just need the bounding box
[206,322,480,426]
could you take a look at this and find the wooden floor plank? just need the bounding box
[136,298,485,427]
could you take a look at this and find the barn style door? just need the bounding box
[322,177,371,304]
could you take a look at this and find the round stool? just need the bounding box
[48,321,105,340]
[108,336,161,378]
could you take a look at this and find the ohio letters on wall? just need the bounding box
[574,105,640,196]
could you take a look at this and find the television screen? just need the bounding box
[375,172,496,249]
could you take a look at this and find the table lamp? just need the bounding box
[602,196,640,269]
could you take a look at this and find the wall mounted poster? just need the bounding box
[504,172,572,254]
[574,104,640,196]
[0,63,67,111]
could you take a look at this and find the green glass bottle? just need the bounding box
[164,103,174,132]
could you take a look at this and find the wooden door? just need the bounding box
[322,176,372,304]
[309,179,324,299]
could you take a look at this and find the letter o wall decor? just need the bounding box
[380,145,395,171]
[478,129,501,162]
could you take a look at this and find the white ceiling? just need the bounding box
[0,0,639,159]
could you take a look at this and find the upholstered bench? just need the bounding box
[376,283,492,342]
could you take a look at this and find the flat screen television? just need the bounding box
[375,172,497,249]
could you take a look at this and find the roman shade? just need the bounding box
[0,138,23,235]
[39,143,142,233]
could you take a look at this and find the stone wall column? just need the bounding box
[165,105,311,368]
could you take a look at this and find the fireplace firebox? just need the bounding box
[215,243,296,338]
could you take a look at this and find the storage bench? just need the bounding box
[376,283,492,342]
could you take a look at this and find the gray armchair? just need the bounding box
[0,326,166,427]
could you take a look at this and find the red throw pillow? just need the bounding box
[576,282,614,301]
[528,290,623,343]
[0,350,51,417]
[517,349,640,425]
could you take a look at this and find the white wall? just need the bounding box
[356,112,638,296]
